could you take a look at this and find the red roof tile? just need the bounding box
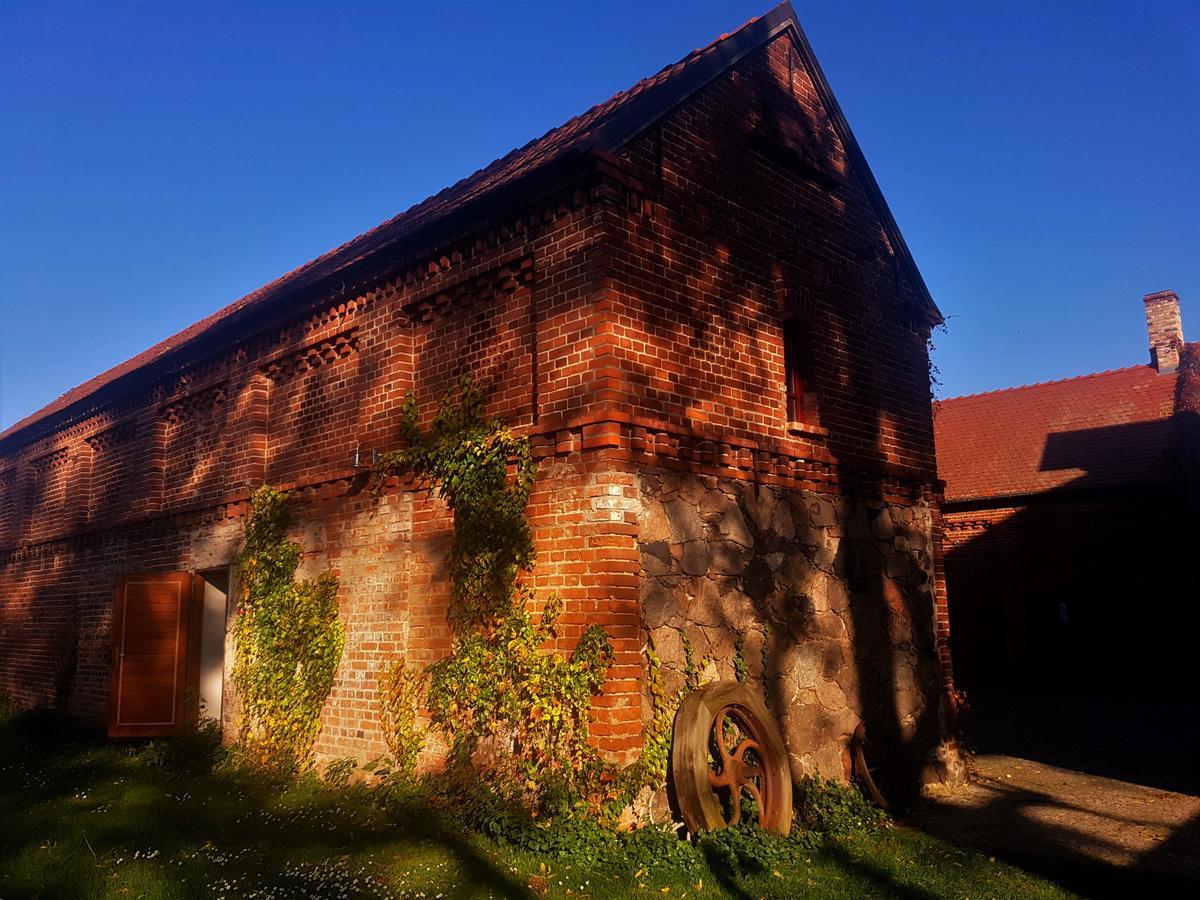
[935,365,1179,502]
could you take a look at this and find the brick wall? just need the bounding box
[0,27,954,779]
[607,36,936,477]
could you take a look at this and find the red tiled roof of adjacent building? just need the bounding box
[934,365,1179,503]
[1,2,939,450]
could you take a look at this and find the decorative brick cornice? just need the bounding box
[0,411,943,557]
[402,255,535,323]
[160,384,228,423]
[259,327,360,383]
[30,447,70,473]
[85,420,137,453]
[165,350,236,397]
[524,417,938,501]
[301,297,371,339]
[942,517,992,533]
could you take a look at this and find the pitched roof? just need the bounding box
[935,365,1179,503]
[1,2,939,450]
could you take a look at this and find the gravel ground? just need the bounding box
[915,754,1200,898]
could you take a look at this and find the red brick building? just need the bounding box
[936,290,1200,695]
[0,4,957,788]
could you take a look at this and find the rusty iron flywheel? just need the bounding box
[671,681,792,835]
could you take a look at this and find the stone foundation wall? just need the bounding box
[637,470,951,784]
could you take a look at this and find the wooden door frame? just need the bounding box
[195,566,232,726]
[108,572,204,738]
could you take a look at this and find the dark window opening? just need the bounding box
[783,318,809,424]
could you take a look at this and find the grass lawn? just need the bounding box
[0,704,1073,899]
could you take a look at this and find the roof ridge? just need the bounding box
[940,364,1163,403]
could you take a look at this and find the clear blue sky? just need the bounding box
[1,1,1196,429]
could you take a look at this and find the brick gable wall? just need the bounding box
[608,34,937,477]
[0,28,957,788]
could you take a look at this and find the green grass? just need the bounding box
[0,701,1073,899]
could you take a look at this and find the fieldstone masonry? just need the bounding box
[639,471,950,784]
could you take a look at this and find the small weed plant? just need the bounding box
[797,775,891,835]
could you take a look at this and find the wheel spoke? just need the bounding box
[713,709,734,765]
[743,780,763,812]
[730,738,762,763]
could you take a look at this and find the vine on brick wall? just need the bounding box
[426,590,613,807]
[375,658,428,781]
[616,632,702,802]
[381,378,536,630]
[375,379,613,810]
[230,485,345,770]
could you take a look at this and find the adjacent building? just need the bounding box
[936,291,1199,694]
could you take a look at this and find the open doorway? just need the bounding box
[197,568,230,727]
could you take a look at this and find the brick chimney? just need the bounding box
[1144,290,1184,374]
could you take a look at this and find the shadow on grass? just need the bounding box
[2,705,1080,900]
[0,707,529,899]
[697,840,755,900]
[819,841,938,900]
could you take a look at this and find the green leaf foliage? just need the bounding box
[377,377,536,629]
[230,486,345,770]
[426,590,613,807]
[376,657,427,781]
[796,776,890,836]
[374,379,613,813]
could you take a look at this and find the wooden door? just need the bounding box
[108,572,202,737]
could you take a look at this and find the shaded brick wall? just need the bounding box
[601,31,956,776]
[608,35,936,477]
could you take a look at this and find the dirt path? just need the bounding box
[915,754,1200,897]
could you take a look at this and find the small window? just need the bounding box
[783,318,808,424]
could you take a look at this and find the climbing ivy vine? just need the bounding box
[375,379,613,810]
[380,379,536,630]
[230,486,344,770]
[425,590,613,806]
[615,633,701,802]
[376,658,428,781]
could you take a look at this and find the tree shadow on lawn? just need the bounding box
[2,707,1076,900]
[816,841,938,900]
[0,708,529,899]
